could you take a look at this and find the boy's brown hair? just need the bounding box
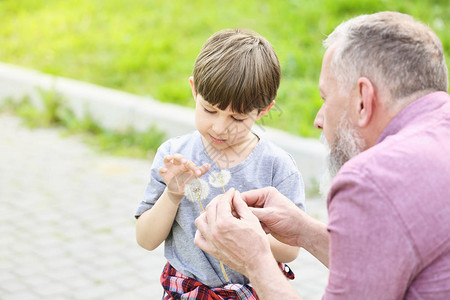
[193,29,280,114]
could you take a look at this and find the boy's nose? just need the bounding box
[212,118,229,135]
[314,106,324,130]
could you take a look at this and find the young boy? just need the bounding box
[135,29,305,299]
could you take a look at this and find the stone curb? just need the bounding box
[0,62,326,187]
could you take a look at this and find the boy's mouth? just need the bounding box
[209,134,227,144]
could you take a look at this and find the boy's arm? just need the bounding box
[269,234,300,263]
[135,154,211,251]
[269,168,304,263]
[136,188,183,250]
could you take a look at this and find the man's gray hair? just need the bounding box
[324,11,448,101]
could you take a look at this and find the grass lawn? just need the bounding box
[0,0,449,137]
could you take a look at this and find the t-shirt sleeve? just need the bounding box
[323,169,416,299]
[134,140,170,218]
[273,154,306,211]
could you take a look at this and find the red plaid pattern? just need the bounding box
[161,262,295,299]
[279,262,295,280]
[161,262,258,300]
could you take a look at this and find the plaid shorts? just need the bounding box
[160,262,295,300]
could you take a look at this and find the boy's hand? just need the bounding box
[159,154,211,201]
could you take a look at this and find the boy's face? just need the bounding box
[189,77,273,155]
[194,94,263,152]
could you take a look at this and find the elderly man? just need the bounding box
[194,11,450,299]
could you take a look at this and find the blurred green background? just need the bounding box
[1,0,448,138]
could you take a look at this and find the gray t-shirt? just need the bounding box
[135,130,305,287]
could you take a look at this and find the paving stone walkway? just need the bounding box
[0,113,329,300]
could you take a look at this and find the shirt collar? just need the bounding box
[376,91,449,144]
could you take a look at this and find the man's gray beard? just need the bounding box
[319,114,365,199]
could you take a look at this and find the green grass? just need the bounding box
[1,91,165,159]
[0,0,449,137]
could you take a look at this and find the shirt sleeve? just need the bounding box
[323,169,417,299]
[134,140,170,218]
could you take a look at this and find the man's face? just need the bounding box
[315,48,351,146]
[319,114,366,197]
[325,113,366,177]
[315,48,366,194]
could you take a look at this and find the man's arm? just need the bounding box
[245,250,301,300]
[293,213,329,267]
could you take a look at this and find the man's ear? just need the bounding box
[356,77,376,128]
[189,76,197,99]
[256,101,275,120]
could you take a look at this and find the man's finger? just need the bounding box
[206,188,235,225]
[194,212,219,254]
[194,212,210,239]
[232,190,258,221]
[240,187,271,207]
[248,207,271,234]
[194,228,230,271]
[193,229,212,253]
[248,207,268,221]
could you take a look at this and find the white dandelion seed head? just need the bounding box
[184,178,210,202]
[208,169,231,188]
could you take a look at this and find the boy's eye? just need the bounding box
[203,106,245,122]
[204,108,216,114]
[232,116,245,122]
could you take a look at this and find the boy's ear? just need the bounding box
[256,101,275,120]
[189,76,197,99]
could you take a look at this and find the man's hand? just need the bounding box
[242,187,330,267]
[159,154,210,203]
[194,188,303,299]
[240,187,306,247]
[194,188,273,276]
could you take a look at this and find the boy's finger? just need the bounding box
[198,163,211,176]
[185,160,211,177]
[158,166,168,175]
[184,160,200,175]
[163,155,173,165]
[172,154,187,165]
[187,162,211,177]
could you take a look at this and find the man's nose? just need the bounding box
[314,106,324,130]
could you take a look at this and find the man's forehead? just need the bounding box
[318,71,328,95]
[318,85,325,95]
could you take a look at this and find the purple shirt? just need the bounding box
[325,92,450,299]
